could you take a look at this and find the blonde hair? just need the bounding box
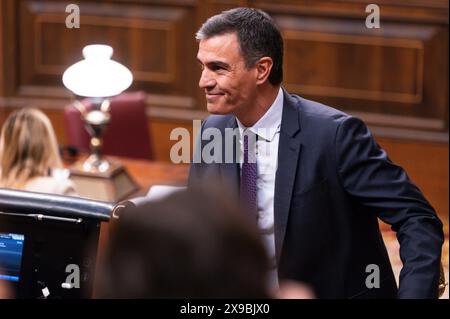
[0,108,62,189]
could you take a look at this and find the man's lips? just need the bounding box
[205,92,224,101]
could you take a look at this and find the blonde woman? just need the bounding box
[0,108,76,195]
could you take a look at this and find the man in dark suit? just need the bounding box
[188,7,444,298]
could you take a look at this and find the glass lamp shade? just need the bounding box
[62,44,133,97]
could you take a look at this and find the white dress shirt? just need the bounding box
[236,88,283,290]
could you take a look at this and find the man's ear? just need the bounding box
[255,57,273,85]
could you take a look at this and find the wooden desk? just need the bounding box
[113,157,189,198]
[66,154,189,201]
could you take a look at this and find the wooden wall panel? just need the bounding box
[0,1,448,219]
[1,0,448,141]
[255,0,449,23]
[270,13,448,142]
[18,0,198,101]
[283,28,424,104]
[204,0,249,16]
[378,137,449,223]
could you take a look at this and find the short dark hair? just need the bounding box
[196,7,283,85]
[96,188,270,298]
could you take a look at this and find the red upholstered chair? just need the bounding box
[64,91,154,160]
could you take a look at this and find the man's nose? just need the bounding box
[199,69,215,89]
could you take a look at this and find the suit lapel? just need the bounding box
[274,91,302,265]
[219,116,240,194]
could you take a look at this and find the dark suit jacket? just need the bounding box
[188,90,444,299]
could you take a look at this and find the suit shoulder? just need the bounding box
[292,94,349,124]
[284,94,350,140]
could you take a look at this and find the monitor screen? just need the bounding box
[0,232,25,282]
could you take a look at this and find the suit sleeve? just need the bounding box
[335,116,444,299]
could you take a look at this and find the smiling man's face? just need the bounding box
[197,32,258,117]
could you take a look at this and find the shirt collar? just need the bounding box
[236,87,283,142]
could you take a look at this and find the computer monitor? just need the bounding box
[0,232,25,283]
[0,213,101,298]
[0,188,113,299]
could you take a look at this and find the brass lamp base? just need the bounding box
[69,157,139,202]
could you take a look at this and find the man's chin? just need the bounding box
[206,103,230,115]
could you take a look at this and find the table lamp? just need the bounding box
[62,44,138,201]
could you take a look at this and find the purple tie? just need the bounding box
[240,133,258,224]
